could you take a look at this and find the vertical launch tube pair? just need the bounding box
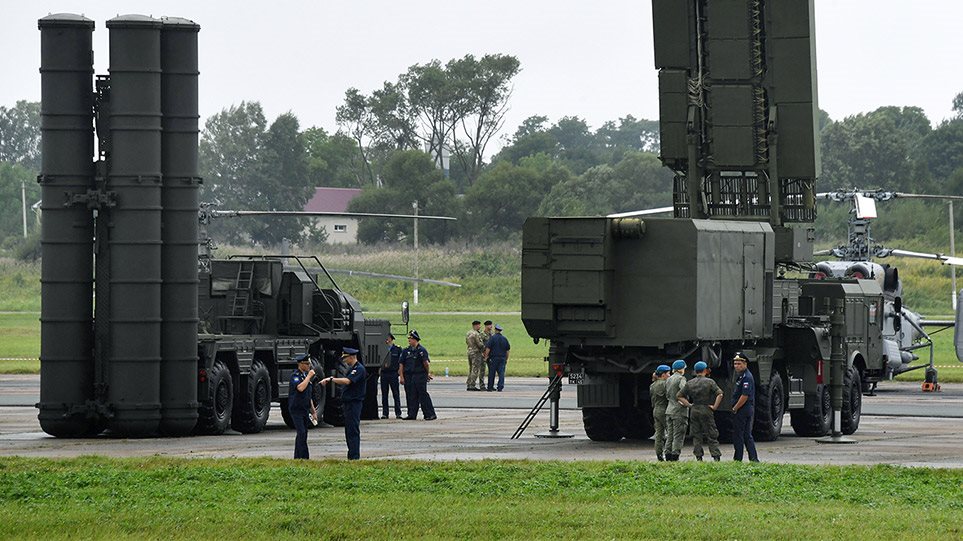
[37,14,200,437]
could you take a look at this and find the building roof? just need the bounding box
[304,187,362,213]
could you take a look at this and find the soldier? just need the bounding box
[484,324,510,392]
[398,330,437,420]
[663,359,688,461]
[288,353,317,460]
[381,334,403,419]
[649,364,671,461]
[321,347,366,460]
[480,320,493,384]
[731,352,759,462]
[465,320,486,391]
[678,361,723,461]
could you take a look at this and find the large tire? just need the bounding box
[308,380,326,429]
[231,360,271,434]
[841,367,862,435]
[790,384,831,437]
[279,399,295,428]
[362,367,381,420]
[753,372,785,442]
[582,407,624,442]
[196,361,233,435]
[323,360,348,427]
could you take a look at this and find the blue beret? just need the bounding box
[655,364,671,374]
[671,359,687,371]
[342,347,359,356]
[694,361,708,372]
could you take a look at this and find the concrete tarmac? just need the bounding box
[1,376,961,466]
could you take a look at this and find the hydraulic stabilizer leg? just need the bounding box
[818,298,857,444]
[535,371,573,439]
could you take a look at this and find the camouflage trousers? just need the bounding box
[664,413,689,456]
[689,406,721,459]
[466,352,486,389]
[652,411,667,459]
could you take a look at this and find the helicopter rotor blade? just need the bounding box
[893,193,963,202]
[887,249,963,266]
[813,249,832,256]
[607,206,674,218]
[211,210,457,221]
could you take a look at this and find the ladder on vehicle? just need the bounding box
[231,261,255,316]
[511,373,563,439]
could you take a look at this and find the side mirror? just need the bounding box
[401,301,410,325]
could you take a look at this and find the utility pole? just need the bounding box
[413,200,419,305]
[951,200,957,312]
[21,179,28,238]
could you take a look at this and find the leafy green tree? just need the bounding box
[348,150,456,244]
[335,88,378,185]
[463,161,556,234]
[246,113,313,246]
[0,101,41,171]
[918,118,963,186]
[303,127,366,188]
[819,106,931,192]
[492,115,557,165]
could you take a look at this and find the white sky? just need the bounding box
[4,1,962,149]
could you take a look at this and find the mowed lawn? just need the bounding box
[0,457,960,540]
[0,312,551,377]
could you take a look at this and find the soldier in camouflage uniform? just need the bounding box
[465,320,486,391]
[649,364,671,461]
[480,320,493,386]
[678,361,723,461]
[663,359,689,461]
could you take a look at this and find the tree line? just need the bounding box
[1,56,962,254]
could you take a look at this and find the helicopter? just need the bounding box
[813,189,962,392]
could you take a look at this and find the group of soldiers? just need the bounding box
[381,330,437,421]
[649,352,760,462]
[465,320,511,392]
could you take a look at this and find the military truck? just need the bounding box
[521,0,889,442]
[195,256,391,435]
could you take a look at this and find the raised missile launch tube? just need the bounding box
[159,17,201,435]
[105,15,163,436]
[37,14,98,437]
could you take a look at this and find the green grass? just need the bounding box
[0,312,38,360]
[0,457,959,540]
[0,259,40,311]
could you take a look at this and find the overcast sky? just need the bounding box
[5,1,962,149]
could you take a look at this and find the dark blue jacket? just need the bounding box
[486,333,511,359]
[288,370,313,412]
[341,362,367,402]
[383,344,403,375]
[401,344,430,375]
[732,369,756,409]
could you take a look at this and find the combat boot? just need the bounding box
[657,454,664,462]
[712,456,720,462]
[696,455,703,462]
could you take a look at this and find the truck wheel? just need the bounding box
[582,407,624,442]
[752,372,784,442]
[231,360,271,434]
[790,384,831,437]
[196,361,233,435]
[620,405,655,440]
[309,380,326,429]
[841,367,862,435]
[279,399,295,429]
[714,410,734,443]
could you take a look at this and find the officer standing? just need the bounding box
[649,365,671,461]
[321,347,366,460]
[484,324,510,392]
[465,321,486,391]
[663,359,689,461]
[288,353,317,460]
[398,330,437,420]
[679,361,723,461]
[381,334,403,419]
[731,352,760,462]
[480,320,493,385]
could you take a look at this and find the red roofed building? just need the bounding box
[304,187,363,244]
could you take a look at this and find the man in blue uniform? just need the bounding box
[484,324,511,392]
[288,353,317,460]
[381,334,403,419]
[322,347,366,460]
[398,330,436,420]
[731,352,760,462]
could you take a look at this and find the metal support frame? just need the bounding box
[817,297,857,444]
